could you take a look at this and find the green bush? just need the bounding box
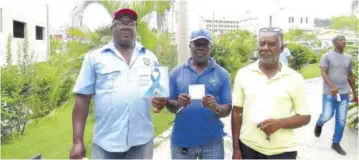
[288,43,316,71]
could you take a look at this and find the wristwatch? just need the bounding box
[215,104,220,115]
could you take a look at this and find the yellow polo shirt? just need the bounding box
[232,61,309,155]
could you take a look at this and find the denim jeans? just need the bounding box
[316,94,349,143]
[91,139,153,159]
[171,137,224,159]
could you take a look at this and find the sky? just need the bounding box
[0,0,355,31]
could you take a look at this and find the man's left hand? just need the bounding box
[151,97,168,113]
[201,94,217,112]
[257,119,282,136]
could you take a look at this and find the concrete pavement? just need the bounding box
[153,78,358,159]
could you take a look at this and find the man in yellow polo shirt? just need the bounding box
[231,27,311,159]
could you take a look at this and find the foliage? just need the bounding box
[153,32,177,71]
[288,43,316,71]
[284,29,317,43]
[212,30,256,81]
[331,15,359,33]
[346,46,358,130]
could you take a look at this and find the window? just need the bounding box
[36,26,44,40]
[289,17,291,23]
[13,20,26,38]
[292,17,294,23]
[301,17,303,23]
[306,17,309,23]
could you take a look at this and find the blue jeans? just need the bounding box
[91,139,153,159]
[171,137,224,159]
[316,94,349,143]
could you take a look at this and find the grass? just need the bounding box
[300,63,321,79]
[1,100,174,159]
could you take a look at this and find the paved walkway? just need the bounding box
[153,78,358,160]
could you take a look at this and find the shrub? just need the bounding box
[288,43,316,71]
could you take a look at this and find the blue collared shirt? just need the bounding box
[73,41,159,152]
[169,57,232,147]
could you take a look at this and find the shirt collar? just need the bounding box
[101,40,146,55]
[184,57,217,69]
[249,60,293,76]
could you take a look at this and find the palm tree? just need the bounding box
[72,0,171,34]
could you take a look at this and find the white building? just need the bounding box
[200,16,243,36]
[0,4,49,66]
[268,8,315,32]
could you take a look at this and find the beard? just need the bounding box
[117,38,134,49]
[259,52,279,66]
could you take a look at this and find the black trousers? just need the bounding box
[239,139,297,159]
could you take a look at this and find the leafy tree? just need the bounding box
[331,15,358,33]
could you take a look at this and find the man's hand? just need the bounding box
[232,148,242,159]
[330,87,338,96]
[257,119,282,136]
[151,97,168,113]
[70,141,86,159]
[201,94,217,112]
[177,93,192,107]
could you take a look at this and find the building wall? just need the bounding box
[270,9,315,32]
[0,5,49,66]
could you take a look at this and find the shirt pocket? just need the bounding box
[96,66,122,90]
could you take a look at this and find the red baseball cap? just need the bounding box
[113,8,138,21]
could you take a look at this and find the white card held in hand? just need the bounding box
[189,84,205,100]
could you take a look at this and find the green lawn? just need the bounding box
[1,100,174,159]
[300,63,321,79]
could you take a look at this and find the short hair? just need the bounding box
[332,34,346,43]
[258,27,284,46]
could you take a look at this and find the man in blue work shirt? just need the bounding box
[163,29,232,159]
[69,8,162,159]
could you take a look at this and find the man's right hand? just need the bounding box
[330,87,338,96]
[232,148,242,159]
[70,141,86,159]
[177,93,192,107]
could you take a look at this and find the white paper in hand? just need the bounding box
[189,84,205,100]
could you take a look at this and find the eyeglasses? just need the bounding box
[113,21,137,29]
[259,27,283,34]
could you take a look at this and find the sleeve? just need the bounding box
[232,70,244,107]
[319,53,329,67]
[292,75,310,115]
[72,53,96,95]
[286,49,292,56]
[348,56,353,73]
[169,69,179,100]
[218,73,232,106]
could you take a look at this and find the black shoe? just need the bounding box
[314,124,322,137]
[331,143,347,155]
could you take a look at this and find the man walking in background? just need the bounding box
[314,35,357,156]
[280,43,293,66]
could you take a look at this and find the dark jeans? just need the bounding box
[239,139,297,159]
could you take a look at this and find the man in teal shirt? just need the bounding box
[280,43,293,66]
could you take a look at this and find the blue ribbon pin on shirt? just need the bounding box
[143,67,166,97]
